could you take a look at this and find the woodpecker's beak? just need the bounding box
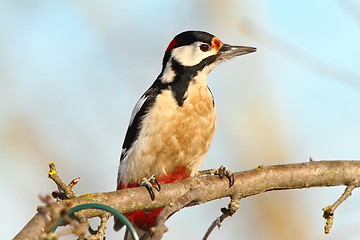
[218,44,256,59]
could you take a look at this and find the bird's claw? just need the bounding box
[140,175,161,201]
[214,165,235,187]
[198,165,235,188]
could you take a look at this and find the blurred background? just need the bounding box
[2,0,360,239]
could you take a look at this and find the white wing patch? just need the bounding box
[120,147,128,159]
[129,95,147,126]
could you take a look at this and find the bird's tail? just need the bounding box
[124,226,145,240]
[113,216,124,232]
[114,217,146,240]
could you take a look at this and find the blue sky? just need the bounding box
[2,1,360,239]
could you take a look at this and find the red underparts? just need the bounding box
[119,166,190,230]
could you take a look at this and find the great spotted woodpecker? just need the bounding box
[114,30,256,238]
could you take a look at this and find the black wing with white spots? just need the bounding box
[120,87,159,162]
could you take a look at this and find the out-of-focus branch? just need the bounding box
[14,160,360,240]
[239,20,360,89]
[337,0,360,26]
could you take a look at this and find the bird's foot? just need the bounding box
[197,165,235,187]
[140,175,161,200]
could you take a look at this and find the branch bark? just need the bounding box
[14,160,360,240]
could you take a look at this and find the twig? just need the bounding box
[37,194,72,239]
[323,184,356,234]
[202,196,240,240]
[87,213,110,240]
[48,162,78,199]
[39,197,89,240]
[51,215,88,239]
[150,188,202,240]
[47,162,90,239]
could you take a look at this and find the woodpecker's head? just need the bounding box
[159,31,256,84]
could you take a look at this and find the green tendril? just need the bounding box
[50,203,139,240]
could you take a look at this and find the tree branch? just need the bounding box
[202,195,240,240]
[14,160,360,240]
[323,184,356,234]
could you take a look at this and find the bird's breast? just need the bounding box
[119,81,216,185]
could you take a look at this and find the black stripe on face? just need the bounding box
[167,55,217,106]
[168,60,195,106]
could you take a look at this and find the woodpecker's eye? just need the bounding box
[200,44,210,52]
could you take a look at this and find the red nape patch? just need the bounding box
[166,39,178,52]
[118,166,191,230]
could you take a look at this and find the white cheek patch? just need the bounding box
[129,95,147,126]
[171,42,217,67]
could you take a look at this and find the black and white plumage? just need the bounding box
[114,31,256,237]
